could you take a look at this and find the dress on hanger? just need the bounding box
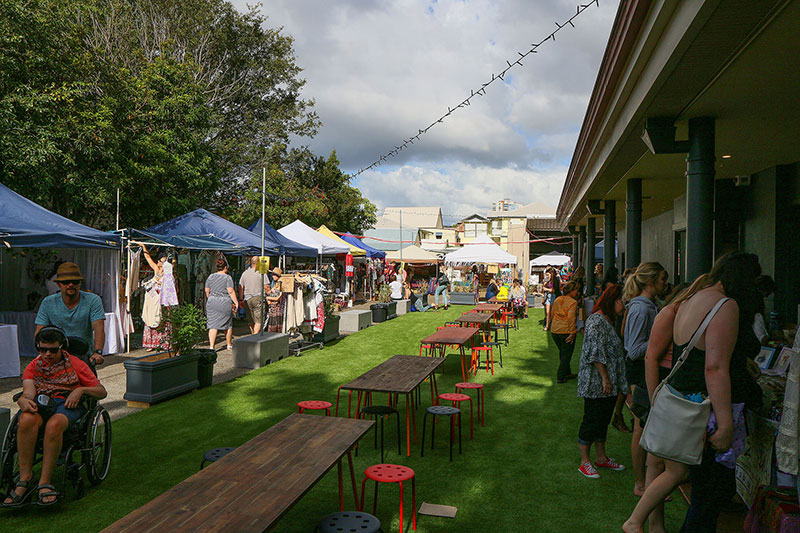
[160,261,179,306]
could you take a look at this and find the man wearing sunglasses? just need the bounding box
[34,262,106,365]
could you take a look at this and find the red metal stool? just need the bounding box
[360,464,416,533]
[419,343,434,356]
[455,382,485,426]
[438,392,474,439]
[297,400,332,415]
[470,346,494,375]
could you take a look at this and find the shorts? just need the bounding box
[545,293,556,306]
[244,296,264,324]
[42,397,86,429]
[625,357,646,389]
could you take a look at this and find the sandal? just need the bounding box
[35,484,61,507]
[2,480,35,508]
[612,412,632,433]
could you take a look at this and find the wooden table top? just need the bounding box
[420,326,480,346]
[488,297,510,305]
[455,312,492,324]
[340,354,446,394]
[102,414,374,533]
[472,304,504,313]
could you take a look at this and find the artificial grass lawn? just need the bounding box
[4,307,687,532]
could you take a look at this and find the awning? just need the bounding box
[316,225,366,256]
[444,235,517,265]
[340,233,386,259]
[277,220,350,255]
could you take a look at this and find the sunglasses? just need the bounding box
[58,280,82,286]
[36,346,62,354]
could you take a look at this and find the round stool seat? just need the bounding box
[455,382,483,389]
[298,400,332,410]
[361,405,397,416]
[203,447,235,462]
[364,463,415,483]
[438,393,470,402]
[317,511,381,533]
[426,405,459,416]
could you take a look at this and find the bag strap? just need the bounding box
[661,297,732,386]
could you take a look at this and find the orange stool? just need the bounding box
[360,464,416,533]
[456,382,485,426]
[438,392,474,439]
[470,346,494,375]
[297,400,332,415]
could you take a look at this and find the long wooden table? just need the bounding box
[472,303,504,314]
[103,414,374,533]
[420,326,479,382]
[336,354,446,457]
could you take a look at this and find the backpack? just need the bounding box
[497,286,510,300]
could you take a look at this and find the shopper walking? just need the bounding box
[205,257,238,350]
[238,256,268,334]
[434,270,450,310]
[550,281,580,383]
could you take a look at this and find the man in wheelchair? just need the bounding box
[2,327,107,507]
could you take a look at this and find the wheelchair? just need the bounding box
[0,336,112,503]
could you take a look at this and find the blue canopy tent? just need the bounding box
[148,209,283,255]
[594,239,618,262]
[340,233,386,259]
[247,218,318,257]
[122,228,247,252]
[0,182,120,249]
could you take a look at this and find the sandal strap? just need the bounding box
[37,484,57,492]
[16,480,33,489]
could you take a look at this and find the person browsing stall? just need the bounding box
[238,256,269,335]
[389,274,404,301]
[34,262,105,365]
[2,327,107,507]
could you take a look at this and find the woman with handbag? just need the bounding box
[576,284,628,479]
[623,253,761,533]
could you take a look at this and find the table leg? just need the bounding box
[459,345,467,382]
[347,390,353,418]
[347,450,359,511]
[355,391,363,418]
[409,392,417,444]
[432,370,439,400]
[405,392,411,457]
[335,386,343,417]
[337,459,344,511]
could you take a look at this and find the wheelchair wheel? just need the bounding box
[84,408,111,485]
[0,412,20,496]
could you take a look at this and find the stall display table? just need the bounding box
[103,414,373,532]
[0,324,21,378]
[0,310,122,357]
[336,354,445,457]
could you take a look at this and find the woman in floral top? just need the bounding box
[576,284,628,479]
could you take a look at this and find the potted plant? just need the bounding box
[313,293,340,343]
[123,304,209,407]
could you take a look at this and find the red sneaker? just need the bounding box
[578,461,600,479]
[595,457,626,471]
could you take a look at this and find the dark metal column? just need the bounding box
[626,179,642,269]
[577,226,586,269]
[585,217,596,296]
[686,117,715,282]
[603,200,616,273]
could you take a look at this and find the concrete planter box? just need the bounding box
[386,301,398,319]
[395,300,411,315]
[313,315,340,343]
[340,310,371,332]
[527,294,542,308]
[448,292,476,306]
[124,351,202,408]
[232,332,290,369]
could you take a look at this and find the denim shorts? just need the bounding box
[545,293,556,305]
[42,397,86,428]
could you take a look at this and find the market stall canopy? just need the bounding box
[340,233,386,259]
[385,245,440,263]
[531,252,571,267]
[316,225,366,257]
[277,220,350,255]
[246,218,318,257]
[124,228,246,252]
[0,182,120,249]
[147,209,280,255]
[444,234,517,265]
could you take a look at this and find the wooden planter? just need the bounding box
[313,315,340,343]
[123,351,202,408]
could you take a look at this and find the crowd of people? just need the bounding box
[551,253,767,532]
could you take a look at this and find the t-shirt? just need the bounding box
[35,292,105,355]
[22,354,100,397]
[389,280,403,299]
[238,268,266,299]
[550,295,578,335]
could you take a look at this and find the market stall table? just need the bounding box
[0,324,21,378]
[336,354,446,457]
[102,414,373,533]
[419,327,480,382]
[0,310,123,356]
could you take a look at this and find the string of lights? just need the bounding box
[353,1,601,177]
[335,230,570,246]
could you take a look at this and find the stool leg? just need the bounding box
[448,415,453,462]
[458,412,462,455]
[469,398,473,439]
[489,348,494,375]
[325,408,330,416]
[360,476,367,512]
[299,407,304,414]
[420,412,427,457]
[373,414,379,450]
[412,475,417,530]
[395,410,401,456]
[373,480,378,515]
[379,415,385,463]
[398,481,404,533]
[200,459,206,470]
[431,413,436,449]
[480,389,485,426]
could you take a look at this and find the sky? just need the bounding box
[231,0,619,225]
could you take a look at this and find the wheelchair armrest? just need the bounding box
[12,391,23,402]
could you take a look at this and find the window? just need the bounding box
[465,223,478,239]
[491,220,503,236]
[435,232,442,239]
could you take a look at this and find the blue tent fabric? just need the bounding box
[148,209,281,255]
[340,233,386,259]
[128,229,246,252]
[0,182,120,249]
[594,239,618,261]
[247,218,317,257]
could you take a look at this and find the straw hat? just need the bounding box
[54,262,84,281]
[271,267,283,276]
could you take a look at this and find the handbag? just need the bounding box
[639,297,730,465]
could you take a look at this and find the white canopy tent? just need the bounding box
[531,253,571,267]
[444,234,517,265]
[277,220,350,256]
[385,245,440,263]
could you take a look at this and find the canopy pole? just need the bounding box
[260,167,266,336]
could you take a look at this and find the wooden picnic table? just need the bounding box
[336,354,446,457]
[472,303,504,314]
[488,296,512,309]
[102,414,374,533]
[420,326,479,382]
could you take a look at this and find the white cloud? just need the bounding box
[231,0,618,221]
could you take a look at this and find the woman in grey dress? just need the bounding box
[205,257,239,350]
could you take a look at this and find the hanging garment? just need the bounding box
[160,261,179,306]
[141,287,162,329]
[124,249,141,335]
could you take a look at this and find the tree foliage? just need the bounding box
[0,0,372,232]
